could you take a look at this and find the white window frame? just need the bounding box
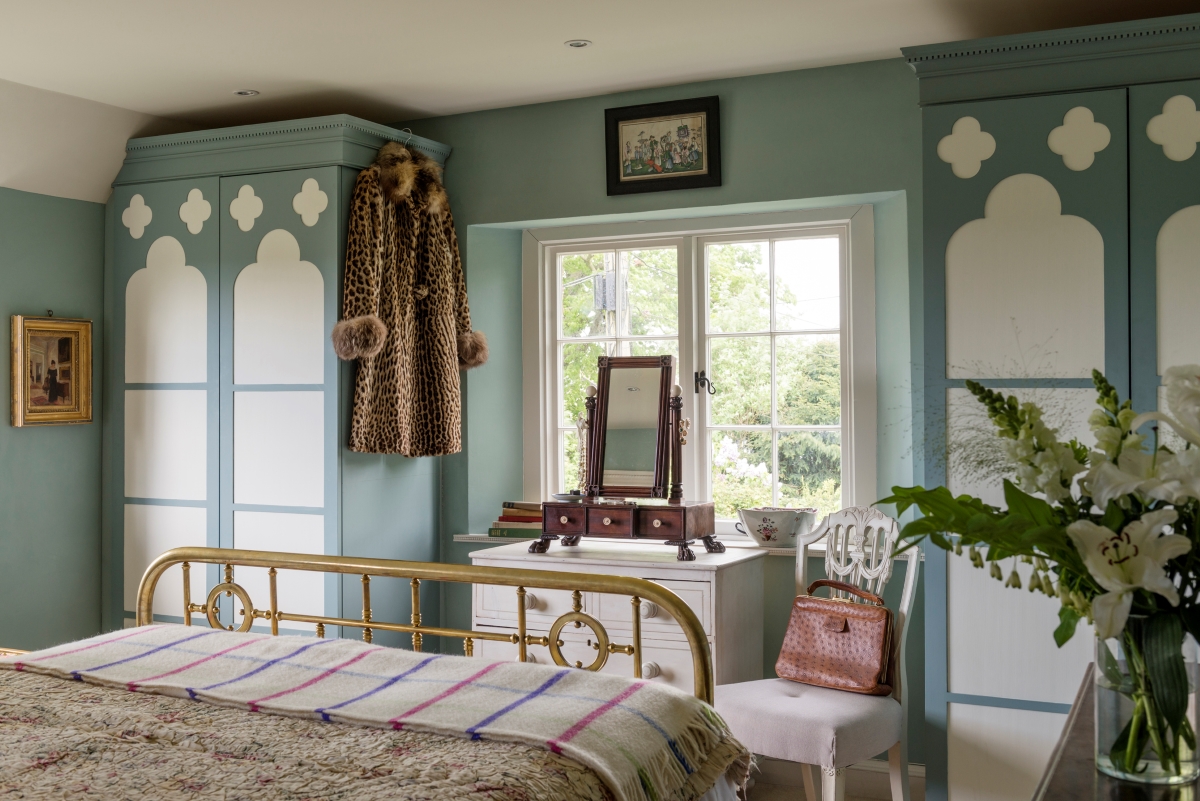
[522,207,876,537]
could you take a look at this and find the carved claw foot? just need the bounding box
[666,539,696,561]
[701,535,725,553]
[560,535,581,546]
[527,536,554,554]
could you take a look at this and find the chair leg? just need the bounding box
[888,741,911,801]
[802,763,818,801]
[821,767,845,801]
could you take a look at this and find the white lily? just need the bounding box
[1066,509,1190,639]
[1130,365,1200,448]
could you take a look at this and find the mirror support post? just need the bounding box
[669,390,683,501]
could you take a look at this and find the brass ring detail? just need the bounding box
[548,611,609,671]
[205,582,255,632]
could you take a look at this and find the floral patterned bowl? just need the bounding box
[735,507,818,547]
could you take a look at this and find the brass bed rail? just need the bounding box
[136,547,714,703]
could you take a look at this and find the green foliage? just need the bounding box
[706,243,769,333]
[1144,615,1189,735]
[1055,606,1082,648]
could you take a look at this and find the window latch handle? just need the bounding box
[694,370,716,395]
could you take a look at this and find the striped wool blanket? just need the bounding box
[1,626,749,801]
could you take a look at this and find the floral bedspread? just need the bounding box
[0,670,613,800]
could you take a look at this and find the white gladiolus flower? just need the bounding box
[1067,509,1190,639]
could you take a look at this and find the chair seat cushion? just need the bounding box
[714,679,903,768]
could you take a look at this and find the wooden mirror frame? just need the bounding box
[585,355,674,498]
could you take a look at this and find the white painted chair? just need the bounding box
[714,506,920,801]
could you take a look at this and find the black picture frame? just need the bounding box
[605,96,721,196]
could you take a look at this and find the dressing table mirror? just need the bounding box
[531,355,720,560]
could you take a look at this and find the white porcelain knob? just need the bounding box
[522,593,538,610]
[560,515,569,524]
[603,517,612,525]
[524,652,538,664]
[642,661,661,679]
[640,602,659,619]
[652,519,662,528]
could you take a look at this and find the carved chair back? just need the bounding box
[795,506,920,705]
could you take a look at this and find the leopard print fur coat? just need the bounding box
[332,142,487,456]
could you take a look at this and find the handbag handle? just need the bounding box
[806,579,885,607]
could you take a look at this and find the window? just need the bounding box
[525,208,875,534]
[700,233,845,519]
[554,244,680,493]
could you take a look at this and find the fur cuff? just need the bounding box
[332,315,387,360]
[458,330,488,369]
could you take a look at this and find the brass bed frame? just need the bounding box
[130,547,714,703]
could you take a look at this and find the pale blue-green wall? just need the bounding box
[403,57,925,760]
[0,186,105,649]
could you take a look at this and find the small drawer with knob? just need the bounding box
[585,506,634,538]
[542,504,584,535]
[635,508,684,538]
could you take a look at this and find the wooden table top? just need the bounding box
[1034,664,1199,800]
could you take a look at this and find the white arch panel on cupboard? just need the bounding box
[233,511,325,633]
[233,391,324,508]
[124,389,207,500]
[947,704,1068,801]
[233,228,324,385]
[122,503,207,620]
[110,177,221,627]
[1131,79,1200,414]
[922,88,1128,801]
[125,235,208,384]
[944,173,1105,379]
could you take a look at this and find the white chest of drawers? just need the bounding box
[469,539,765,694]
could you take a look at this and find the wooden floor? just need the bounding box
[747,784,872,801]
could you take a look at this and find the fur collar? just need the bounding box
[374,142,448,215]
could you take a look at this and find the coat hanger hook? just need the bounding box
[398,128,414,147]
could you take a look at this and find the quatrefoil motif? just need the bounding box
[229,185,264,232]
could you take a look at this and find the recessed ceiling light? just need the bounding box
[234,89,260,97]
[564,39,591,48]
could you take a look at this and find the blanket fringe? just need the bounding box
[613,703,750,801]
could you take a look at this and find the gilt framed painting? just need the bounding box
[10,315,93,427]
[605,95,722,195]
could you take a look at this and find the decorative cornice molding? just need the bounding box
[125,114,451,161]
[902,13,1200,105]
[904,14,1200,66]
[113,114,452,187]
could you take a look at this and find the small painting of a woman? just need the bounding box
[45,359,62,404]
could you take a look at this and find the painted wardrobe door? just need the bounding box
[922,89,1127,801]
[1130,79,1200,421]
[220,168,339,631]
[112,178,220,625]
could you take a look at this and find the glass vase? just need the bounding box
[1095,621,1200,785]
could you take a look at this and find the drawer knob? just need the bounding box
[641,661,661,679]
[640,602,659,619]
[652,519,662,528]
[603,517,612,525]
[559,515,569,524]
[522,593,538,610]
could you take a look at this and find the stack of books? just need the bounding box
[488,501,543,538]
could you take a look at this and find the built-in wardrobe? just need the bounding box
[101,116,451,645]
[904,14,1200,801]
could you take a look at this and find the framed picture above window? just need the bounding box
[605,96,722,196]
[10,315,93,427]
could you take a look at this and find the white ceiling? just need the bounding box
[1,0,1197,128]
